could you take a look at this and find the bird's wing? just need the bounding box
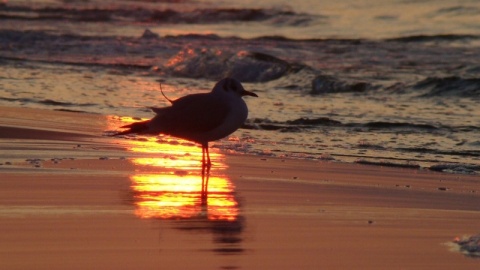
[152,93,230,134]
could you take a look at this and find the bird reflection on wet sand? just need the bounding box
[123,136,245,255]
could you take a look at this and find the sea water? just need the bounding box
[0,0,479,172]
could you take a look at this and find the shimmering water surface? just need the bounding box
[1,0,480,172]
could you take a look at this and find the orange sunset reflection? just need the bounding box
[108,116,240,222]
[131,174,238,221]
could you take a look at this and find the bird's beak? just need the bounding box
[242,90,258,97]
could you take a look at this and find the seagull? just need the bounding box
[115,77,258,168]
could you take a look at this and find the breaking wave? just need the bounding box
[166,49,302,82]
[1,28,480,97]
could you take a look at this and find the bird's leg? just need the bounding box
[201,164,206,199]
[200,143,207,196]
[200,143,211,168]
[201,166,210,202]
[203,169,210,201]
[200,143,211,199]
[202,145,205,167]
[205,143,211,168]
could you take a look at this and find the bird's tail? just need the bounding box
[112,120,150,136]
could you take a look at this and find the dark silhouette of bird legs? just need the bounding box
[201,142,211,200]
[202,143,212,168]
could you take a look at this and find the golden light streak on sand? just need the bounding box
[131,174,238,221]
[110,116,239,221]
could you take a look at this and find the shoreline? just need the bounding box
[1,105,480,269]
[1,105,477,175]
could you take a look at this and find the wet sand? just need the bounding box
[1,106,480,269]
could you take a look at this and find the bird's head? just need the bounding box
[213,77,258,98]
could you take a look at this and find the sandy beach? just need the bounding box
[1,106,480,270]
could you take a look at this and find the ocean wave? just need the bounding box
[397,147,480,158]
[2,28,480,95]
[310,75,373,94]
[0,29,306,82]
[413,76,480,97]
[0,97,96,107]
[243,117,341,132]
[436,5,480,16]
[0,4,317,26]
[361,122,438,130]
[149,8,316,26]
[243,117,342,131]
[429,163,480,174]
[386,34,480,43]
[243,117,462,132]
[0,29,156,70]
[355,159,420,169]
[165,49,300,82]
